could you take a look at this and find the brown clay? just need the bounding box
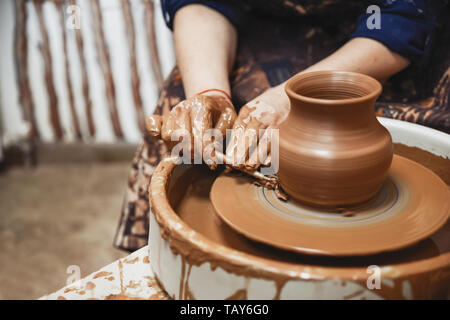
[394,143,450,185]
[211,155,450,256]
[149,144,450,299]
[279,71,393,207]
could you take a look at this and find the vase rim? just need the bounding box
[285,70,382,106]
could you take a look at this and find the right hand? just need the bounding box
[145,93,236,169]
[225,87,290,171]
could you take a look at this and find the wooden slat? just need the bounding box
[68,0,96,138]
[56,0,82,140]
[33,0,64,141]
[142,0,163,93]
[90,0,124,139]
[121,0,145,133]
[14,0,40,140]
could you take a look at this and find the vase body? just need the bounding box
[278,71,393,208]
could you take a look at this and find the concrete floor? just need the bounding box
[0,161,131,299]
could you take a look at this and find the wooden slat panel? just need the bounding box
[14,0,40,140]
[142,0,163,93]
[121,0,145,133]
[33,0,64,141]
[69,0,96,138]
[90,0,124,139]
[56,0,82,140]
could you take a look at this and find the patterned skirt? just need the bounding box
[114,5,450,251]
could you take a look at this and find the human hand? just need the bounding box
[225,86,290,172]
[145,91,236,169]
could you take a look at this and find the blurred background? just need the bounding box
[0,0,175,299]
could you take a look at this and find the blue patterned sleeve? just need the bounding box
[350,0,448,65]
[161,0,244,30]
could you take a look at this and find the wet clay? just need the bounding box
[149,145,450,299]
[394,144,450,185]
[279,71,393,207]
[176,145,449,262]
[103,258,169,300]
[210,154,449,256]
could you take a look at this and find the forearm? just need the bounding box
[173,4,237,98]
[305,37,410,81]
[256,37,410,110]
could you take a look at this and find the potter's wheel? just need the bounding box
[149,120,450,299]
[210,155,450,256]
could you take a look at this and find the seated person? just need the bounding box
[114,0,448,251]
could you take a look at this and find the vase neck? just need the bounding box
[287,98,377,131]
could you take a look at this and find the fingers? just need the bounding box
[226,105,267,169]
[161,102,192,151]
[150,94,242,169]
[160,113,175,147]
[215,107,237,137]
[145,115,162,137]
[190,96,214,164]
[246,126,272,170]
[208,95,236,133]
[225,106,250,168]
[205,101,236,169]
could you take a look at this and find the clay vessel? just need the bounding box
[279,71,393,207]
